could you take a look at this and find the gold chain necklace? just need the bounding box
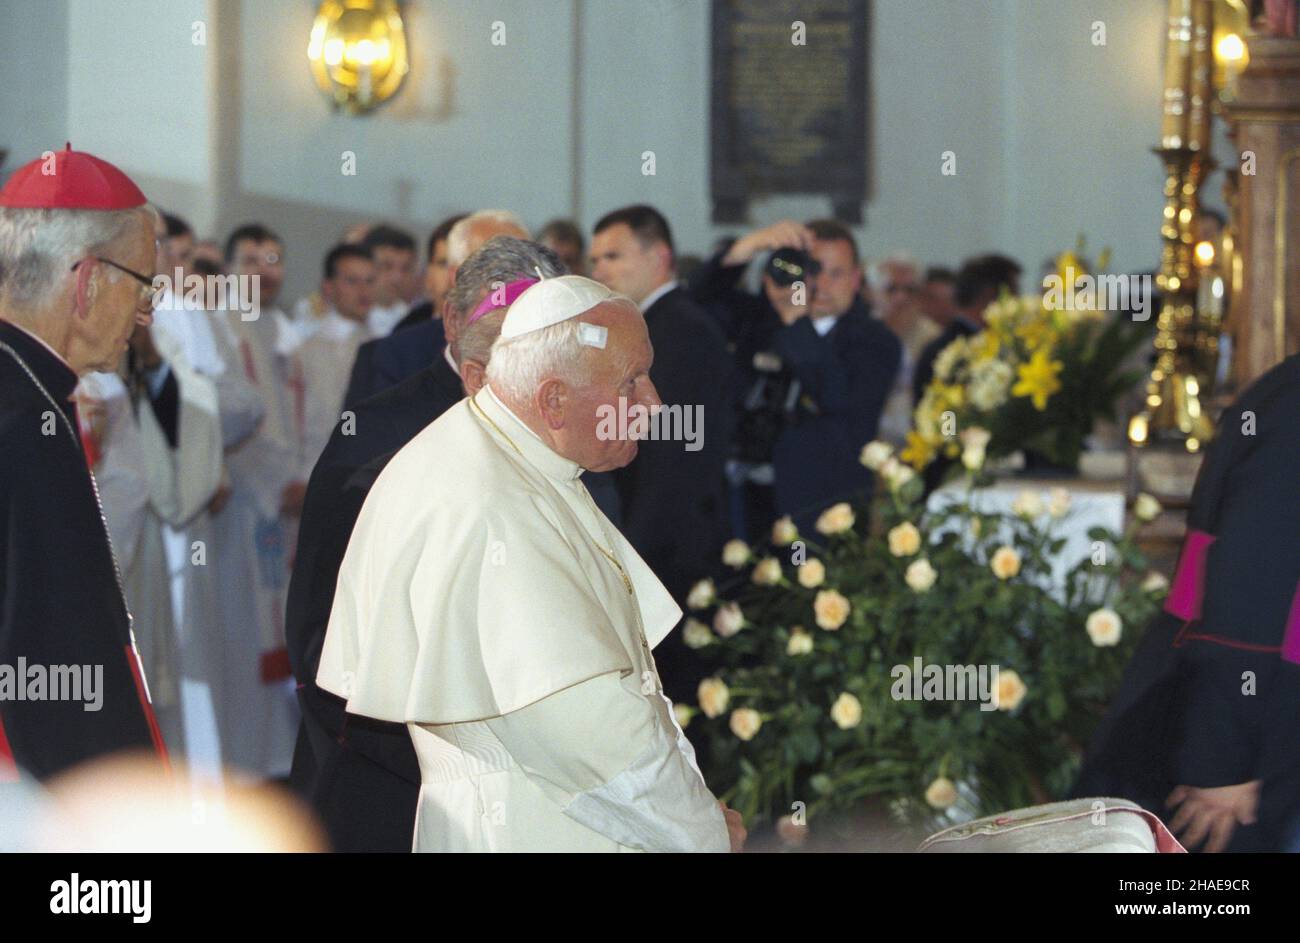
[0,340,134,631]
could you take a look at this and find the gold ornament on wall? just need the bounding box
[307,0,409,115]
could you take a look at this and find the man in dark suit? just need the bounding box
[692,218,901,538]
[912,254,1021,404]
[589,205,734,704]
[287,237,568,851]
[342,210,526,409]
[389,213,466,335]
[0,148,169,781]
[1074,354,1300,853]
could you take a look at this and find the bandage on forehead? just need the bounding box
[577,323,608,348]
[466,278,538,326]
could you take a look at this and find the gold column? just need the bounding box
[1132,0,1217,453]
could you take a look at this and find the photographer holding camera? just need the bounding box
[692,219,901,538]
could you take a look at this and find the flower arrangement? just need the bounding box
[681,439,1167,846]
[906,240,1147,475]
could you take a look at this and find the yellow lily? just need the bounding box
[900,429,939,470]
[1012,348,1063,411]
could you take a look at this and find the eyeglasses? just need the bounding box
[236,251,280,267]
[72,257,159,309]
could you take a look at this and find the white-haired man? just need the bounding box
[342,209,528,407]
[318,275,744,852]
[0,146,170,780]
[867,253,939,445]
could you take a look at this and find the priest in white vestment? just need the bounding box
[150,285,265,779]
[75,327,223,757]
[292,244,374,475]
[318,276,743,852]
[205,226,305,778]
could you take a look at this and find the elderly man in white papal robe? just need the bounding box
[318,275,743,852]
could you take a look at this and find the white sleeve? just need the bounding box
[485,672,730,853]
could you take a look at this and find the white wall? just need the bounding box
[1,0,1195,303]
[0,0,69,180]
[66,0,210,186]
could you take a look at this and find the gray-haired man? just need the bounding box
[0,147,169,780]
[285,236,598,850]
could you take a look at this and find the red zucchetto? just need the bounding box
[0,143,146,210]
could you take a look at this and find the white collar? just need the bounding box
[811,314,840,337]
[478,385,583,482]
[442,342,458,375]
[638,280,678,313]
[367,301,410,338]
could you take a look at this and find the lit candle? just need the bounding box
[1161,0,1193,148]
[1188,0,1214,153]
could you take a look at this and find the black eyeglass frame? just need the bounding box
[71,256,158,289]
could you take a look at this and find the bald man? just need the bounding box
[343,210,528,407]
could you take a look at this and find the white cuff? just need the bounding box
[563,711,729,853]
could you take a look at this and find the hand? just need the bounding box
[1166,780,1260,853]
[762,274,812,326]
[129,322,163,370]
[206,482,232,515]
[721,219,813,267]
[280,481,308,517]
[720,800,747,853]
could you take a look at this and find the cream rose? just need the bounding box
[990,545,1021,580]
[674,703,694,729]
[797,558,826,588]
[697,677,730,718]
[961,445,986,471]
[682,618,714,649]
[959,426,992,452]
[722,539,751,568]
[1012,490,1044,519]
[686,578,715,610]
[786,626,814,655]
[1047,487,1071,518]
[905,558,937,593]
[830,692,863,729]
[995,669,1027,711]
[751,557,783,586]
[1085,607,1123,647]
[1141,571,1169,594]
[713,602,745,638]
[729,707,763,741]
[814,589,851,630]
[771,515,798,546]
[1134,492,1162,522]
[888,521,922,557]
[924,776,958,809]
[881,457,916,492]
[815,502,856,536]
[859,440,893,471]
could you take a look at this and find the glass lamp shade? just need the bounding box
[307,0,409,114]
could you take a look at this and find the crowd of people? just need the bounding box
[0,149,1022,846]
[118,205,1026,781]
[45,200,1024,785]
[3,147,1297,854]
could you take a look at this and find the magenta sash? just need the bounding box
[1282,583,1300,666]
[1164,529,1216,622]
